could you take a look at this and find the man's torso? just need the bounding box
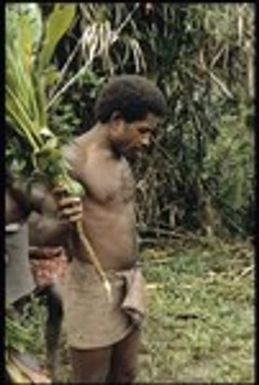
[65,131,138,270]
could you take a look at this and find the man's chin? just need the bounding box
[127,146,150,162]
[112,142,146,161]
[122,147,138,161]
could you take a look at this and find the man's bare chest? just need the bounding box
[80,154,135,204]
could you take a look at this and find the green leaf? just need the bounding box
[45,66,60,87]
[19,4,42,61]
[6,5,41,130]
[5,85,41,150]
[38,4,76,71]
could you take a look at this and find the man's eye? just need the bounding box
[139,127,151,134]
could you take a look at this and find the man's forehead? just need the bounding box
[140,113,160,125]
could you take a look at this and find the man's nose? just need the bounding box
[141,134,151,147]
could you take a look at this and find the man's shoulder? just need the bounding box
[63,134,88,165]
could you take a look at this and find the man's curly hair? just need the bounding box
[94,75,167,123]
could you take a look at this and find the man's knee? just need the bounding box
[72,370,108,384]
[108,365,137,384]
[70,346,112,384]
[108,328,141,383]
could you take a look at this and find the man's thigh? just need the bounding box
[70,345,112,384]
[107,327,141,384]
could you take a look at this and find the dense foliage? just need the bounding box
[7,3,255,237]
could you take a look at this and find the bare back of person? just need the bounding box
[65,124,138,271]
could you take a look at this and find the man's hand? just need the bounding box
[52,186,83,223]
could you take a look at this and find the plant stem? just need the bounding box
[75,220,112,302]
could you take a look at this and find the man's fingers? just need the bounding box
[58,205,83,223]
[52,185,68,197]
[54,192,83,223]
[66,214,83,223]
[59,212,83,223]
[57,196,82,209]
[60,207,83,217]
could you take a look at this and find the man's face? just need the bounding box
[109,112,160,155]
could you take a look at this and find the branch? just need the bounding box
[208,69,234,99]
[234,265,254,282]
[194,58,234,99]
[47,3,140,110]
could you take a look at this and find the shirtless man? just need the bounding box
[5,178,64,379]
[24,75,167,383]
[5,179,36,308]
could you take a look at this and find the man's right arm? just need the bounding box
[28,212,73,247]
[7,141,84,247]
[7,180,80,248]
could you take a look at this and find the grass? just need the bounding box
[20,236,254,383]
[138,236,254,383]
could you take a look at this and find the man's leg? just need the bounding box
[70,345,112,383]
[44,284,63,378]
[106,327,141,384]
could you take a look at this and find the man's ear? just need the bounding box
[109,111,125,135]
[110,111,122,122]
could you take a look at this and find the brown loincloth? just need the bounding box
[57,259,146,349]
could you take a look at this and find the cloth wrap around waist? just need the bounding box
[58,258,146,349]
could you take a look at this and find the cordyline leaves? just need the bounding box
[5,3,81,191]
[38,4,76,71]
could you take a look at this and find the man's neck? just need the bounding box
[86,123,122,159]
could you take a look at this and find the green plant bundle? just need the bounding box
[5,3,83,195]
[5,3,111,309]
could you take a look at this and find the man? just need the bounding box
[5,179,36,308]
[5,179,64,379]
[23,74,167,383]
